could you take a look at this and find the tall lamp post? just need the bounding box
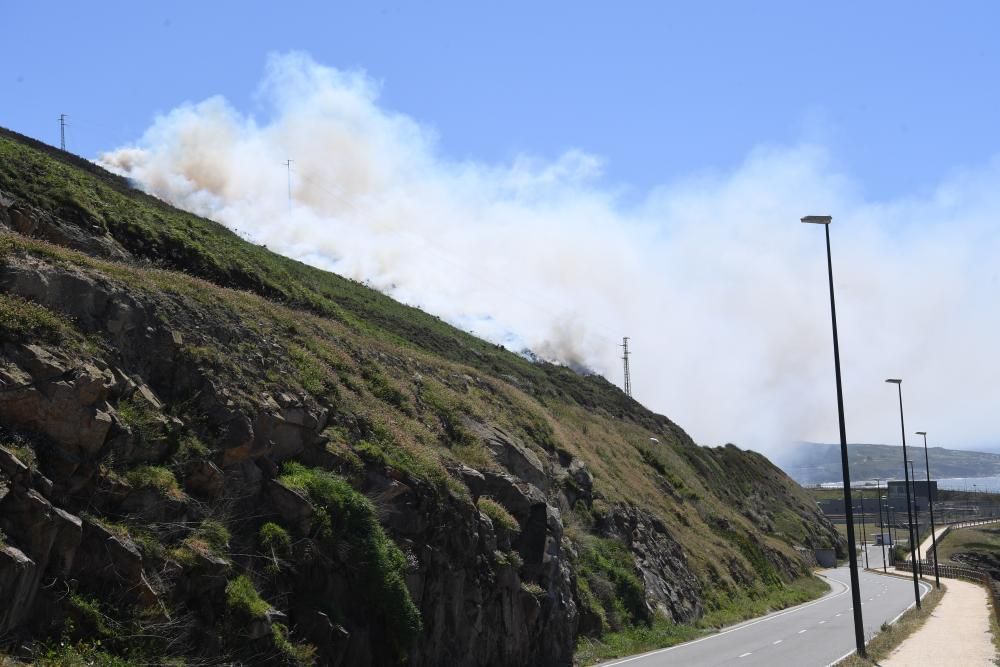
[886,378,921,608]
[875,478,888,572]
[802,215,865,657]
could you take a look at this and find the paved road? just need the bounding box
[599,567,930,667]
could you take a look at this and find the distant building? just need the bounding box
[816,495,883,521]
[887,480,937,512]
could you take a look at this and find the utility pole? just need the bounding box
[620,337,632,398]
[59,113,68,151]
[283,159,294,210]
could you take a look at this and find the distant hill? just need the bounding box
[777,442,1000,485]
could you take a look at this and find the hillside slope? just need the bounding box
[0,128,841,666]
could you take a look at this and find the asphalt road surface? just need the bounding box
[599,566,930,667]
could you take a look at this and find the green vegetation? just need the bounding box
[577,575,830,665]
[576,613,701,666]
[0,293,74,344]
[226,575,270,619]
[699,575,829,628]
[835,583,945,666]
[115,396,164,445]
[259,522,292,555]
[67,595,114,638]
[477,497,519,532]
[936,524,1000,563]
[259,521,292,573]
[124,465,182,498]
[576,535,648,633]
[272,623,317,665]
[171,519,230,566]
[278,462,421,650]
[34,641,133,667]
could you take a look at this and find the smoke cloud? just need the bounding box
[99,52,1000,455]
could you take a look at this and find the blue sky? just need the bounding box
[4,1,1000,199]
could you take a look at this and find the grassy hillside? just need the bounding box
[0,128,841,665]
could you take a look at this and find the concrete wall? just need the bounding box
[814,548,837,568]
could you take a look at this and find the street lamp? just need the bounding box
[875,478,888,573]
[803,215,865,657]
[915,431,941,588]
[886,378,921,608]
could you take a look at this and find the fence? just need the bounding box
[894,558,989,585]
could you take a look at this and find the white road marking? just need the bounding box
[598,574,849,666]
[835,613,842,617]
[773,640,783,645]
[739,652,752,658]
[819,620,826,624]
[798,629,807,634]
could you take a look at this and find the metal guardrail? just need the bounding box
[895,559,989,585]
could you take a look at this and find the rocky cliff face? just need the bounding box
[0,128,842,666]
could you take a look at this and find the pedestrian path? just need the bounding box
[880,577,995,666]
[913,517,1000,562]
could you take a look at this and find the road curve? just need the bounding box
[597,567,930,667]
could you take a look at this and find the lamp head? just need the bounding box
[800,215,833,225]
[885,378,902,384]
[915,431,927,436]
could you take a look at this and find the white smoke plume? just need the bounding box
[99,52,1000,455]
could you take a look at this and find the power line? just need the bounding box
[621,336,632,397]
[58,114,68,151]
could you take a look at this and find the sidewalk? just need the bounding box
[880,577,996,666]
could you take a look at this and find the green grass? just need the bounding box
[259,522,292,555]
[278,462,421,652]
[698,575,829,628]
[477,497,519,532]
[259,521,292,573]
[576,575,830,665]
[575,612,701,666]
[226,575,270,619]
[115,396,164,445]
[0,293,75,344]
[576,535,649,633]
[171,519,231,566]
[936,525,1000,563]
[272,623,317,666]
[124,465,182,498]
[34,641,133,667]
